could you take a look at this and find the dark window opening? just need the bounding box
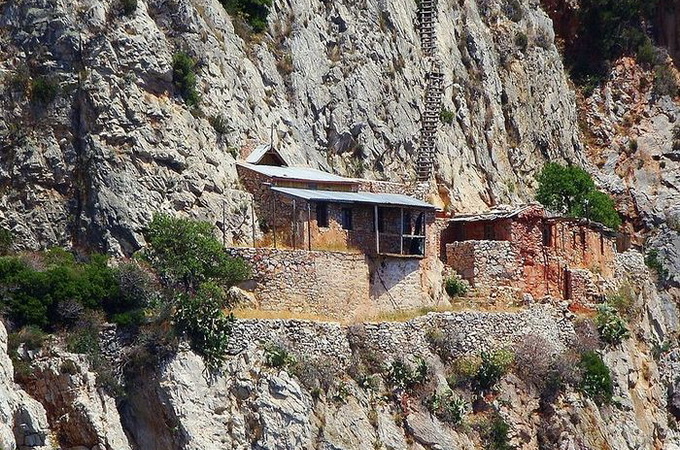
[542,225,553,247]
[402,211,412,235]
[414,212,424,236]
[375,207,385,232]
[341,208,353,230]
[484,223,495,240]
[316,203,328,227]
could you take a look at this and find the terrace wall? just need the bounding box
[228,248,444,320]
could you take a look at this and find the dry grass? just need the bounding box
[233,302,529,325]
[232,308,339,323]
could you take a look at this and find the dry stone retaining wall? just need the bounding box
[227,304,577,362]
[228,247,441,320]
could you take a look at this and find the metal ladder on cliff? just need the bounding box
[416,0,444,182]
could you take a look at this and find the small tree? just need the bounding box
[143,213,249,291]
[174,283,235,373]
[172,52,200,107]
[536,163,595,216]
[536,163,621,229]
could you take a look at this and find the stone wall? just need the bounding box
[446,240,522,290]
[226,304,576,360]
[228,247,444,320]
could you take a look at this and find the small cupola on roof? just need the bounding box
[245,144,288,167]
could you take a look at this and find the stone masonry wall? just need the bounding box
[446,240,522,290]
[228,248,445,320]
[226,304,576,361]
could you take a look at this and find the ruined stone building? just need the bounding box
[438,204,618,303]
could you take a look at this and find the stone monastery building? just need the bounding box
[231,145,622,319]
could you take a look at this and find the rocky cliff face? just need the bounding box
[0,0,584,254]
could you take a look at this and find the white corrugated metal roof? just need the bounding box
[245,144,272,164]
[271,187,435,209]
[238,163,356,183]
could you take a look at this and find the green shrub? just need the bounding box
[67,322,101,355]
[446,355,481,389]
[30,77,58,104]
[142,213,249,291]
[219,0,273,33]
[439,109,455,125]
[636,39,659,66]
[444,276,467,298]
[645,249,669,280]
[474,349,513,392]
[565,0,657,81]
[536,163,621,229]
[594,304,629,345]
[264,343,296,368]
[121,0,137,15]
[172,52,200,107]
[425,389,469,425]
[174,283,235,373]
[579,350,613,405]
[385,357,429,392]
[485,414,514,450]
[653,65,679,98]
[209,115,231,135]
[0,227,12,256]
[0,253,120,330]
[605,284,636,317]
[8,326,47,352]
[514,32,528,51]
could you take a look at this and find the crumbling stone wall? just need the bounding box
[446,241,522,291]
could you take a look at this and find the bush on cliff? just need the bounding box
[142,213,249,373]
[220,0,272,33]
[172,52,200,107]
[579,350,613,405]
[142,213,249,291]
[0,250,120,329]
[536,163,622,229]
[594,304,630,345]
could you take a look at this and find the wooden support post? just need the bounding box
[400,207,404,255]
[272,194,277,249]
[422,212,427,256]
[374,205,380,254]
[292,199,296,250]
[251,197,256,247]
[307,203,312,251]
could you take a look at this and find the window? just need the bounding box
[341,208,353,230]
[375,207,385,232]
[484,223,495,240]
[316,203,328,227]
[542,225,553,247]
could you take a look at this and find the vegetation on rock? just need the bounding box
[563,0,659,83]
[444,276,467,298]
[579,350,614,405]
[536,163,622,229]
[142,213,249,291]
[172,52,200,107]
[594,304,630,345]
[30,77,58,104]
[220,0,272,33]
